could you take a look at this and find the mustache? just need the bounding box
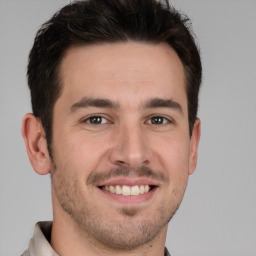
[87,165,168,185]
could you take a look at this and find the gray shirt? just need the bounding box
[22,222,171,256]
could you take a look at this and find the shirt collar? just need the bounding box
[28,221,58,256]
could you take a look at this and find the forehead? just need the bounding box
[57,41,186,110]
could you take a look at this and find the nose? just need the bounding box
[109,123,152,170]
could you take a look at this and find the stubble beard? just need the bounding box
[51,164,183,251]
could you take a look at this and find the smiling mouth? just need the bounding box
[99,185,155,196]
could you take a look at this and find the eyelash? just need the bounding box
[146,116,173,125]
[82,115,109,125]
[82,115,173,126]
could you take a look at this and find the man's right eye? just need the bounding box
[84,116,108,125]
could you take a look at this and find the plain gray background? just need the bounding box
[0,0,256,255]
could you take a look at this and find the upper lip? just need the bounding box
[97,178,160,187]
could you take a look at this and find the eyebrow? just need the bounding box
[70,96,183,114]
[144,98,183,114]
[70,97,120,112]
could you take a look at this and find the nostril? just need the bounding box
[114,160,129,167]
[143,159,150,165]
[116,160,126,164]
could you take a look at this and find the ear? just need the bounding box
[188,118,201,175]
[22,113,51,175]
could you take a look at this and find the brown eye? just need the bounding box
[150,116,167,125]
[86,116,107,125]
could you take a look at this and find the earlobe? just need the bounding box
[188,118,201,175]
[22,113,51,175]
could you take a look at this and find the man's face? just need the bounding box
[50,42,199,250]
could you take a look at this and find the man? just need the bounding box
[22,0,201,255]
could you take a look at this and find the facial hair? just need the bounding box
[51,164,184,251]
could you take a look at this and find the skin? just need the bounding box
[22,42,200,256]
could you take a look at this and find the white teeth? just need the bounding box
[139,185,145,194]
[102,185,152,196]
[115,185,122,194]
[131,185,140,195]
[122,185,130,195]
[110,185,115,193]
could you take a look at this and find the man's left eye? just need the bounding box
[147,116,169,125]
[85,116,108,125]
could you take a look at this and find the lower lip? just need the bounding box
[98,187,157,205]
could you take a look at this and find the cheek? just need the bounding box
[151,134,190,174]
[151,134,190,200]
[52,132,109,176]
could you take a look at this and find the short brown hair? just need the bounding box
[27,0,202,151]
